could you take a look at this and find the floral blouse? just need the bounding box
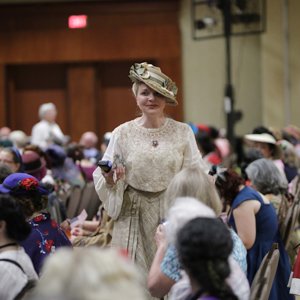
[161,229,247,282]
[20,212,72,275]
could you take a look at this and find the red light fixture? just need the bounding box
[68,15,88,29]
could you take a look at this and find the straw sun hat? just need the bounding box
[129,62,178,105]
[244,133,282,159]
[245,133,277,145]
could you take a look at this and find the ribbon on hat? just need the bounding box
[130,62,178,97]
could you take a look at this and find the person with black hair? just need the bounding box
[196,130,222,166]
[0,194,38,300]
[176,217,237,300]
[0,173,72,275]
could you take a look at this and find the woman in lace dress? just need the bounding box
[93,62,205,299]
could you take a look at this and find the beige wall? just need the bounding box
[180,0,300,135]
[262,0,300,129]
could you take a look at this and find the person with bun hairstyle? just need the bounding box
[176,217,237,300]
[93,62,206,299]
[0,173,72,275]
[0,194,38,300]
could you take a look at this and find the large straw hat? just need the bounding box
[244,133,282,159]
[245,133,277,144]
[129,62,178,105]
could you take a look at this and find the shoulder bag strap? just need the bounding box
[0,258,25,273]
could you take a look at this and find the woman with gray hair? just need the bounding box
[245,158,288,197]
[31,102,65,149]
[245,158,290,220]
[245,157,298,265]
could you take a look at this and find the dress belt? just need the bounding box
[126,185,165,198]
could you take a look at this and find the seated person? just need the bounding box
[176,217,238,300]
[0,194,38,300]
[0,173,72,275]
[28,247,146,300]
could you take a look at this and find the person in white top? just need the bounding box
[31,102,65,149]
[0,194,38,300]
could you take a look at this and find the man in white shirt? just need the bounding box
[31,102,65,149]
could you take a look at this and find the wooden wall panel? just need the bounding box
[100,86,137,133]
[6,64,67,135]
[96,61,138,136]
[0,24,180,63]
[67,64,96,142]
[0,65,5,126]
[13,89,67,135]
[0,1,183,139]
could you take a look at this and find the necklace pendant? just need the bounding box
[152,140,159,147]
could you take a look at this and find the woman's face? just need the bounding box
[255,142,272,158]
[135,83,166,116]
[43,108,57,123]
[0,150,20,172]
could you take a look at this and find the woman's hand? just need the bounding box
[154,224,167,249]
[102,165,125,186]
[60,219,71,232]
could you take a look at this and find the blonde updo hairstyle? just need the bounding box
[30,247,146,300]
[165,166,222,215]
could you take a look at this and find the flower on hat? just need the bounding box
[19,177,39,191]
[135,62,152,79]
[162,78,178,96]
[129,62,178,105]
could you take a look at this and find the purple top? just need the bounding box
[20,212,72,275]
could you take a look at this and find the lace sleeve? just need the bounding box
[93,129,127,220]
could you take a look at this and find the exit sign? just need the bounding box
[68,15,88,29]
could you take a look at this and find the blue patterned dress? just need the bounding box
[20,212,72,275]
[228,186,294,300]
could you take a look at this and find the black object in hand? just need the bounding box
[97,160,113,173]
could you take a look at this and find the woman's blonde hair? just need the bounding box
[131,81,140,97]
[30,247,146,300]
[165,166,222,215]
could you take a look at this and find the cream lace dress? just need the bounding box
[93,118,205,299]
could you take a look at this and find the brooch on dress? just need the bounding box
[152,140,159,147]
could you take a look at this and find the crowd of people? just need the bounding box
[0,61,300,300]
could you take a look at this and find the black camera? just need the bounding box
[97,160,112,173]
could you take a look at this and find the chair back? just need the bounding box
[281,199,300,249]
[76,181,100,220]
[250,243,280,300]
[66,185,82,219]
